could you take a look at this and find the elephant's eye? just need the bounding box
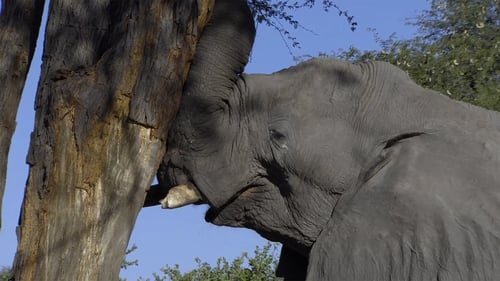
[269,129,288,149]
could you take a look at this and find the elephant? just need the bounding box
[149,0,500,280]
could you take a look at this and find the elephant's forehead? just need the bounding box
[245,65,363,116]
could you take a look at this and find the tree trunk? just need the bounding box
[0,0,44,230]
[12,0,213,280]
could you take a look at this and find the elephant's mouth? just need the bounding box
[203,184,261,223]
[203,182,317,257]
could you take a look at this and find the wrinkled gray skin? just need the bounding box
[156,0,500,280]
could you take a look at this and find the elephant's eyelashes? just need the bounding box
[269,129,285,140]
[269,129,288,149]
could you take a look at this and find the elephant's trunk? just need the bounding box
[153,0,256,207]
[185,0,256,100]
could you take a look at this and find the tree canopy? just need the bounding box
[335,0,499,111]
[120,243,281,281]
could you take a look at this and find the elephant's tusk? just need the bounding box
[160,184,202,209]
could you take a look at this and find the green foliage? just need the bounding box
[142,242,281,281]
[335,0,499,111]
[0,266,12,281]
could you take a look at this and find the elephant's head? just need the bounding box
[154,0,500,279]
[160,0,339,256]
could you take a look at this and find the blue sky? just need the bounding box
[0,1,430,279]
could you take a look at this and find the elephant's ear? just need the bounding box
[276,246,308,281]
[306,134,500,280]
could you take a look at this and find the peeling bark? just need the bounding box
[0,0,44,229]
[12,0,214,280]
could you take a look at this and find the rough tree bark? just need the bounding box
[0,0,44,230]
[12,0,213,280]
